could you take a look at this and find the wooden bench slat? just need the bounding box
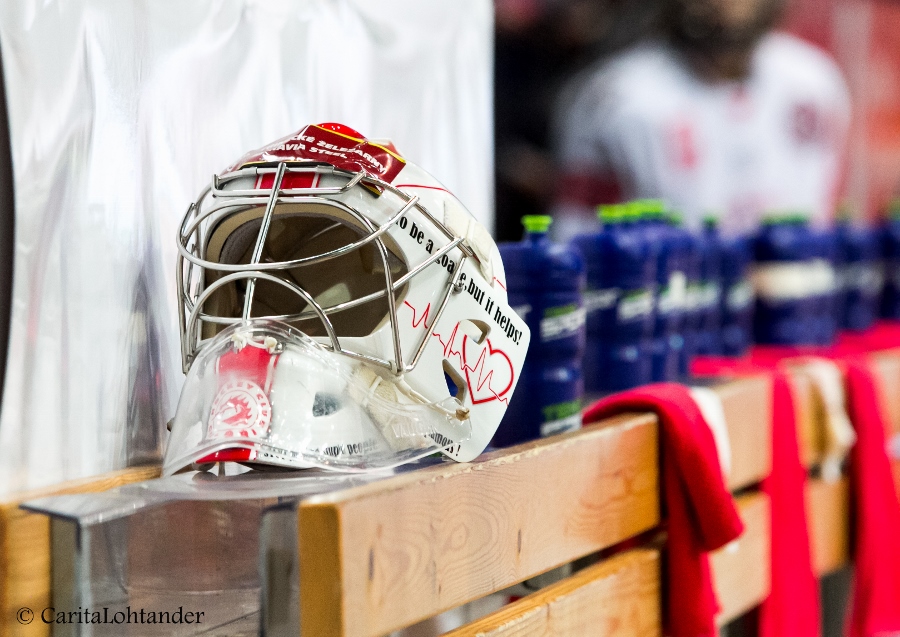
[442,549,661,637]
[714,375,773,490]
[806,476,850,576]
[871,350,900,499]
[712,492,771,626]
[299,413,660,637]
[0,466,161,637]
[872,350,900,437]
[790,371,827,469]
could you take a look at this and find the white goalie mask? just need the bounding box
[165,123,530,475]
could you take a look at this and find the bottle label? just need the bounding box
[837,263,885,296]
[540,303,586,342]
[752,259,836,300]
[617,290,654,321]
[512,304,532,320]
[699,282,722,309]
[583,288,619,314]
[685,283,705,312]
[657,271,687,315]
[726,280,754,311]
[541,399,582,437]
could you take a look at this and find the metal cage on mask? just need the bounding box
[177,161,476,381]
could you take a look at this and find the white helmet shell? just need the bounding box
[171,123,529,472]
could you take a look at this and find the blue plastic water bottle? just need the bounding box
[719,232,754,356]
[835,219,883,331]
[679,218,703,377]
[695,217,724,356]
[809,224,839,345]
[494,215,586,446]
[881,200,900,319]
[649,205,687,381]
[571,203,656,393]
[753,214,835,345]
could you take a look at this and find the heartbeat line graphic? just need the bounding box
[459,336,514,405]
[403,301,513,405]
[403,300,433,329]
[431,320,459,358]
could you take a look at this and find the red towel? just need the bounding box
[759,372,820,637]
[844,360,900,637]
[583,383,744,637]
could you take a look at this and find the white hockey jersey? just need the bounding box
[552,32,851,239]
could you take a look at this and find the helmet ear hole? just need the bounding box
[312,392,342,417]
[459,319,490,345]
[442,360,467,401]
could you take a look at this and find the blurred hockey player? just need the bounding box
[551,0,851,239]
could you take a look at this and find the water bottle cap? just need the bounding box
[761,212,809,226]
[888,198,900,219]
[521,215,553,233]
[596,204,624,223]
[666,211,684,226]
[622,203,642,222]
[630,199,666,219]
[702,215,719,228]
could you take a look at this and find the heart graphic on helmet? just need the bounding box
[462,335,515,405]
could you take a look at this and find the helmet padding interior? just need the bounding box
[201,201,408,339]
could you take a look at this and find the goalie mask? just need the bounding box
[165,123,529,475]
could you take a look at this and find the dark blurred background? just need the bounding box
[493,0,900,241]
[494,0,659,240]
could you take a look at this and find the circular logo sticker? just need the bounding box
[208,379,272,439]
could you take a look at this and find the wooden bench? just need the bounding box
[295,376,775,635]
[441,549,661,637]
[0,366,860,636]
[298,413,660,637]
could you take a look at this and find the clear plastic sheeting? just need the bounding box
[22,470,393,637]
[22,465,503,636]
[0,0,493,494]
[22,468,397,523]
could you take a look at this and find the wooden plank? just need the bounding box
[442,549,661,637]
[712,492,771,626]
[806,476,850,576]
[871,350,900,497]
[789,370,826,469]
[713,375,773,490]
[872,350,900,436]
[0,466,161,637]
[299,413,660,637]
